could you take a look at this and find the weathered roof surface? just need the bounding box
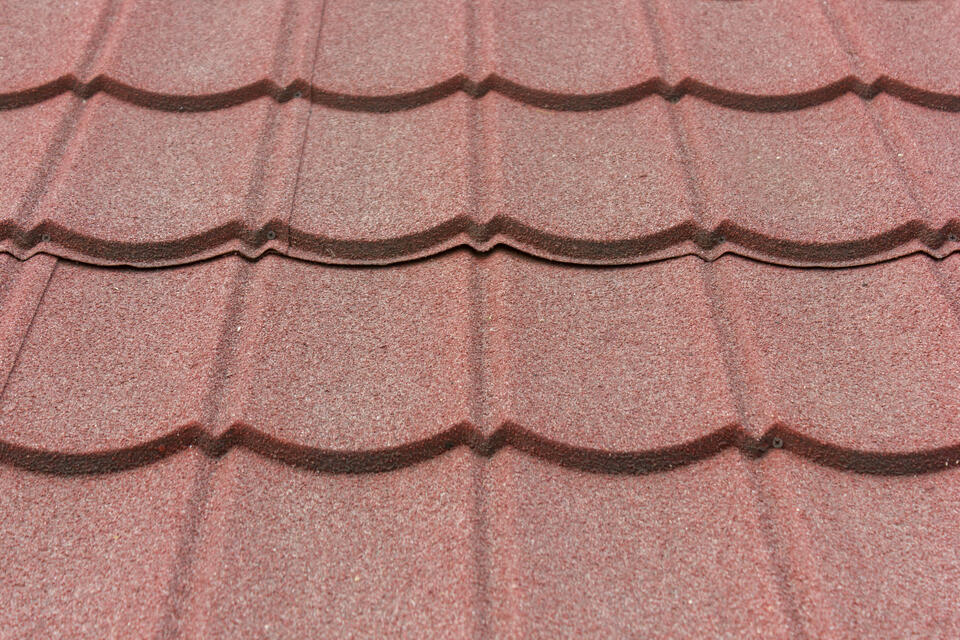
[1,0,959,638]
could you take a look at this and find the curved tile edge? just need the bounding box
[2,421,959,476]
[1,218,958,268]
[1,74,959,112]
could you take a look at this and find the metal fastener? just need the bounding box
[771,437,783,449]
[40,233,51,243]
[266,230,277,240]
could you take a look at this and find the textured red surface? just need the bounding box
[2,0,960,638]
[650,0,851,95]
[830,0,960,94]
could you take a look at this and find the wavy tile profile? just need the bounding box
[4,422,960,476]
[8,442,957,640]
[2,218,960,268]
[2,217,960,268]
[4,74,960,113]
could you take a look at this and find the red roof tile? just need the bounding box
[314,0,468,96]
[489,0,659,95]
[291,97,472,257]
[179,449,478,639]
[714,254,960,451]
[829,0,960,95]
[2,0,960,637]
[681,95,920,256]
[485,449,794,638]
[0,0,110,99]
[37,96,275,257]
[650,0,852,96]
[0,451,205,638]
[759,455,960,638]
[0,0,959,267]
[1,250,958,469]
[95,0,289,97]
[0,256,234,452]
[492,96,694,250]
[234,253,475,450]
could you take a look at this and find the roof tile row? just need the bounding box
[1,92,959,266]
[3,0,959,104]
[4,447,958,638]
[1,251,958,464]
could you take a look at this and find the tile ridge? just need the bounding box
[697,259,808,638]
[11,0,123,233]
[0,256,57,404]
[157,259,253,639]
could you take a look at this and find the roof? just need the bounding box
[1,0,959,637]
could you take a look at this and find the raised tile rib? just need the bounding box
[1,251,959,476]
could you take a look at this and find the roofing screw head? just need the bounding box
[266,230,277,240]
[950,234,958,243]
[294,91,302,99]
[40,233,51,243]
[771,437,784,449]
